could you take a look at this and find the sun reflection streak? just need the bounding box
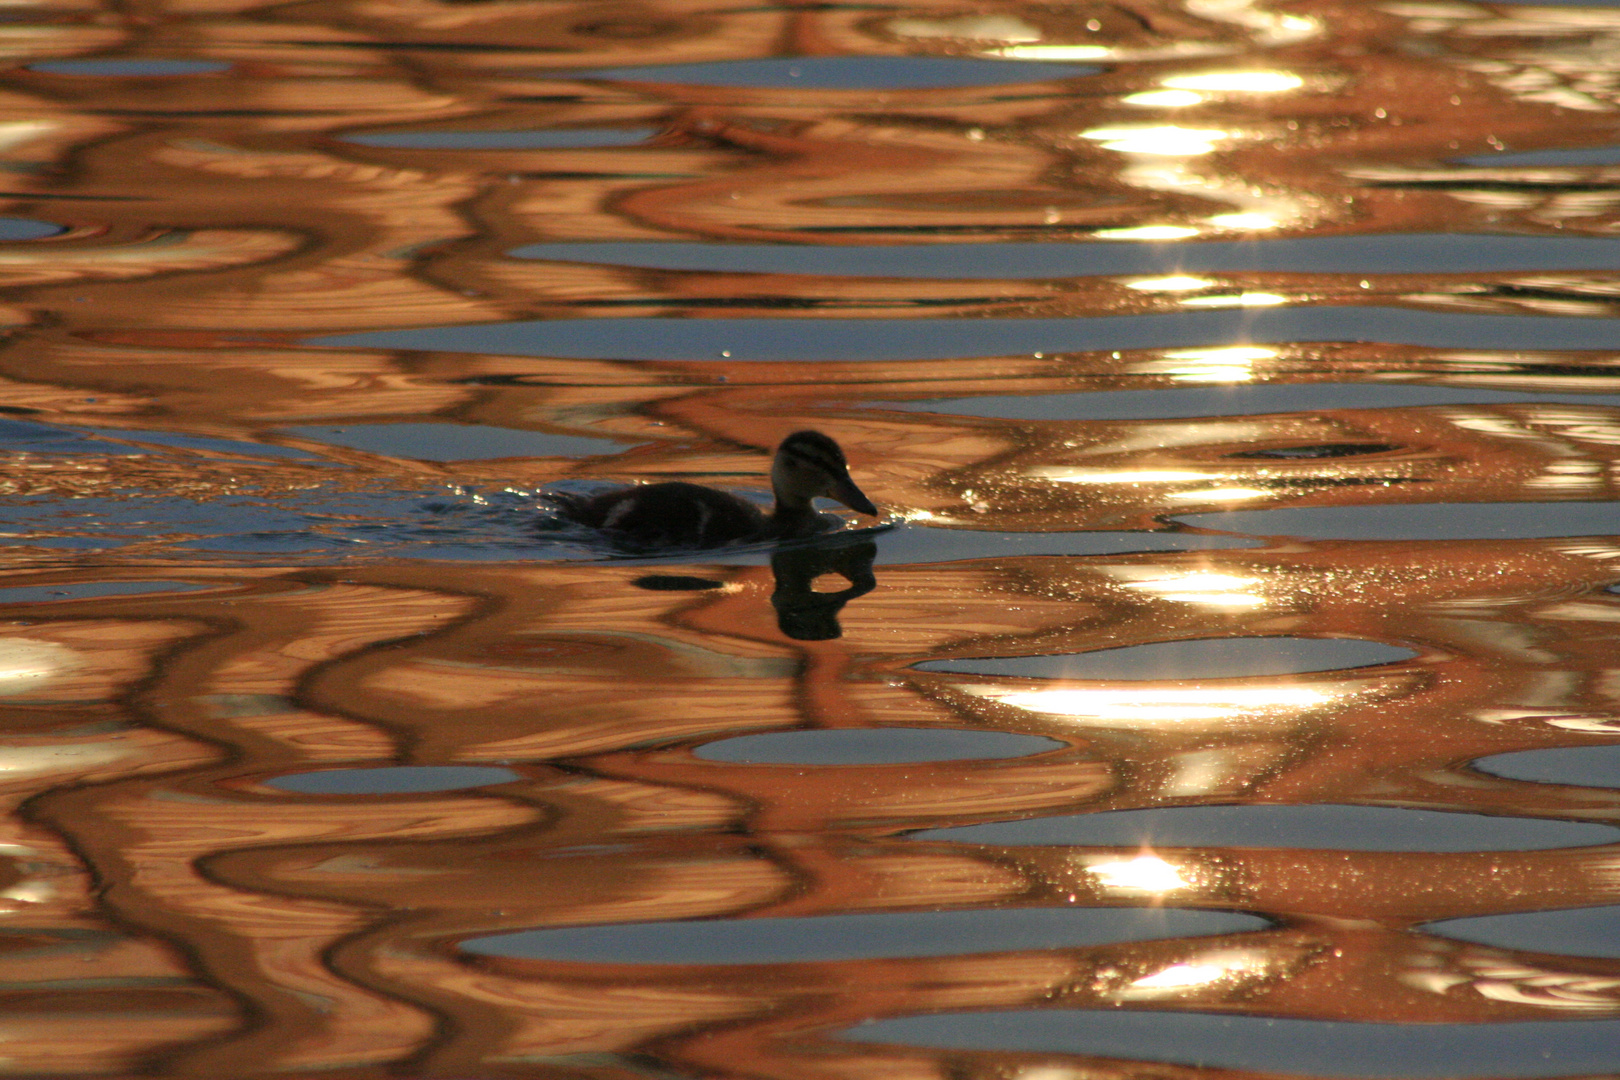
[1086,853,1191,892]
[1153,345,1275,383]
[1082,125,1228,156]
[964,685,1330,723]
[1127,275,1212,291]
[1133,961,1228,988]
[1124,89,1204,107]
[992,44,1113,61]
[1166,487,1274,504]
[0,639,77,696]
[1164,72,1304,93]
[1208,211,1283,230]
[1181,292,1290,308]
[1119,948,1275,999]
[0,120,58,153]
[1116,570,1260,592]
[1186,0,1321,45]
[1093,225,1202,241]
[1118,569,1269,607]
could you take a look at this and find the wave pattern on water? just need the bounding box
[3,2,1620,1078]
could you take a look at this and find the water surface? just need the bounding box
[3,2,1620,1078]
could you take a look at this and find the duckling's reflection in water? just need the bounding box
[630,537,878,640]
[770,534,877,641]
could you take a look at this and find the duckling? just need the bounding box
[542,430,878,549]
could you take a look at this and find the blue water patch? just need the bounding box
[883,382,1620,421]
[0,418,137,454]
[1177,502,1620,540]
[282,423,632,461]
[573,57,1100,89]
[0,487,560,560]
[1474,745,1620,788]
[30,59,231,76]
[344,127,657,149]
[0,482,843,563]
[917,638,1416,681]
[1426,905,1620,959]
[0,580,210,604]
[0,493,403,553]
[696,727,1064,765]
[314,310,1620,361]
[463,906,1265,965]
[75,426,320,459]
[874,527,1257,565]
[0,419,317,460]
[0,216,62,241]
[1461,146,1620,167]
[511,235,1620,276]
[265,765,522,794]
[843,1011,1620,1078]
[910,804,1619,851]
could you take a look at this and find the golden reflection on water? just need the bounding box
[2,0,1620,1076]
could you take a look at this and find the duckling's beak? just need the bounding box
[828,473,878,517]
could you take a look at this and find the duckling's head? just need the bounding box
[770,430,878,517]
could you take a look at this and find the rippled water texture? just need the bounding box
[5,1,1620,1077]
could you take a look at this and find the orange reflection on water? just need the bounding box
[1,0,1620,1076]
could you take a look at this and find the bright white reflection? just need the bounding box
[1545,716,1620,734]
[0,120,56,153]
[1133,962,1227,989]
[1127,275,1211,291]
[1186,0,1320,45]
[966,685,1329,722]
[1163,72,1303,93]
[1123,89,1204,107]
[0,880,55,904]
[1166,486,1273,503]
[1153,344,1274,383]
[1208,211,1281,230]
[1527,461,1603,493]
[1181,292,1289,308]
[992,44,1111,61]
[1013,1069,1089,1080]
[1164,345,1276,362]
[1093,225,1201,241]
[1120,570,1267,606]
[1162,748,1249,797]
[1082,125,1227,156]
[1115,571,1259,592]
[1010,1068,1088,1080]
[1087,854,1190,892]
[0,638,76,696]
[0,743,132,777]
[1121,949,1272,999]
[1175,366,1252,383]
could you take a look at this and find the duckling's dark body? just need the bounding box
[545,481,780,548]
[542,431,876,550]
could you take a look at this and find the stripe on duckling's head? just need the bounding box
[779,430,847,472]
